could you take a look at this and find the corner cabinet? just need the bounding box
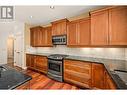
[67,17,90,46]
[64,60,92,88]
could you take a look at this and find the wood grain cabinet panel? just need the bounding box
[109,7,127,45]
[26,54,47,74]
[35,56,48,74]
[30,26,52,47]
[67,21,78,46]
[26,54,35,68]
[67,18,90,46]
[78,18,90,46]
[26,54,31,67]
[64,60,92,88]
[104,70,117,89]
[92,63,104,89]
[30,26,43,47]
[43,26,52,46]
[91,10,109,45]
[52,19,68,36]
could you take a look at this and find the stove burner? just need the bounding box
[48,54,68,60]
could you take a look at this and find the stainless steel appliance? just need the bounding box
[52,35,67,45]
[47,54,68,82]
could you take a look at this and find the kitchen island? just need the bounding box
[0,64,32,89]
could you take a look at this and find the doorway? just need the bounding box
[14,35,23,68]
[7,36,14,66]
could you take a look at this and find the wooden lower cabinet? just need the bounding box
[26,54,36,69]
[26,54,47,74]
[92,63,105,89]
[64,60,117,89]
[104,70,117,89]
[35,56,47,74]
[64,60,92,88]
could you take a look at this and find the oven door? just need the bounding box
[48,59,63,75]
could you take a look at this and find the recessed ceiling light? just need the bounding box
[30,16,33,19]
[50,6,55,9]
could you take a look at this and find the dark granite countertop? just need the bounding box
[26,52,51,57]
[26,52,127,89]
[0,64,32,89]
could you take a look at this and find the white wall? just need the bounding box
[0,21,25,67]
[35,46,126,60]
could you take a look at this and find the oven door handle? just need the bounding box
[48,72,62,78]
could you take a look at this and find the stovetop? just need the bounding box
[48,54,68,60]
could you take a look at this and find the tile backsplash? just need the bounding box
[27,45,127,60]
[126,48,127,60]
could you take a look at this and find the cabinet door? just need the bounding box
[59,21,67,35]
[35,56,47,74]
[30,28,36,46]
[44,27,52,46]
[30,27,43,47]
[92,63,104,89]
[26,54,35,68]
[91,10,109,45]
[52,23,58,36]
[52,19,67,36]
[67,21,78,46]
[31,55,36,68]
[109,7,127,45]
[104,71,116,89]
[64,60,92,88]
[39,28,45,46]
[78,18,90,45]
[26,54,31,67]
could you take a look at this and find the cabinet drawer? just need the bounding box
[64,64,91,77]
[64,60,91,68]
[64,70,91,88]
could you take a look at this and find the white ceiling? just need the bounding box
[14,6,101,26]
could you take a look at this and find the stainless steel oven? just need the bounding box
[47,54,68,82]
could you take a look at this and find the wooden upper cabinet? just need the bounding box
[30,26,52,47]
[78,18,90,46]
[67,17,90,46]
[30,26,43,47]
[109,7,127,45]
[52,19,68,36]
[91,10,109,45]
[92,63,104,89]
[43,26,52,46]
[67,21,78,46]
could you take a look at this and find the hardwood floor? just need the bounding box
[17,69,80,90]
